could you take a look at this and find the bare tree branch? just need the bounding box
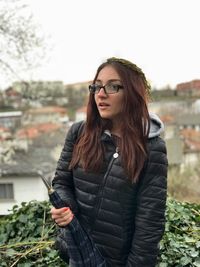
[0,0,46,83]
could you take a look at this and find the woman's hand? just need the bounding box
[51,207,74,227]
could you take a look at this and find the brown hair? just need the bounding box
[69,57,150,182]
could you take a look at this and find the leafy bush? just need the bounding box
[0,201,66,267]
[0,198,199,266]
[158,198,200,267]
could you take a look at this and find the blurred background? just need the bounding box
[0,0,200,215]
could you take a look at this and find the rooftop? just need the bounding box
[0,126,67,177]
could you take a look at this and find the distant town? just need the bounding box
[1,79,200,214]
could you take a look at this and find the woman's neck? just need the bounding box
[111,127,122,137]
[111,118,123,137]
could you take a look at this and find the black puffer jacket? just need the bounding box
[52,114,168,267]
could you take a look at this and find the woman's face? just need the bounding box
[94,65,124,128]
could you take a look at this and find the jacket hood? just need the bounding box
[103,112,164,139]
[149,112,164,138]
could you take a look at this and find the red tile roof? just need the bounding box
[184,139,200,151]
[180,128,200,140]
[160,114,175,124]
[181,128,200,151]
[27,106,67,115]
[16,123,62,139]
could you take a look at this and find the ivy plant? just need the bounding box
[157,198,200,267]
[0,201,66,267]
[0,198,199,266]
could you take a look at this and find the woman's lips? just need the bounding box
[98,102,109,106]
[98,103,110,110]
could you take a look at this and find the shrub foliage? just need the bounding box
[0,201,66,267]
[158,198,200,267]
[0,198,199,267]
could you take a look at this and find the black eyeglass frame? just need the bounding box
[88,83,124,94]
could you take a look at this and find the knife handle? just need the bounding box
[49,191,67,209]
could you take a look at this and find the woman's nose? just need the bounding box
[97,87,107,97]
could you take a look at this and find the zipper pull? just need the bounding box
[113,147,119,158]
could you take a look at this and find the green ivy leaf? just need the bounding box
[180,256,191,266]
[194,257,200,267]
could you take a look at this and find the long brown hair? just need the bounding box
[69,57,150,182]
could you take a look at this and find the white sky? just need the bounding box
[3,0,200,89]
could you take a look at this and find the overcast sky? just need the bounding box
[3,0,200,89]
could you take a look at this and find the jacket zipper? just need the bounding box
[91,147,119,230]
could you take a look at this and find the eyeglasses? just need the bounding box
[89,83,124,94]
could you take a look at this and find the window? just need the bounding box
[0,183,14,199]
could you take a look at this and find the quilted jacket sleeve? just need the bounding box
[126,137,168,267]
[52,121,83,214]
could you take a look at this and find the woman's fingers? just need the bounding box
[55,213,74,226]
[51,207,69,218]
[50,207,74,226]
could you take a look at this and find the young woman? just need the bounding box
[51,57,168,267]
